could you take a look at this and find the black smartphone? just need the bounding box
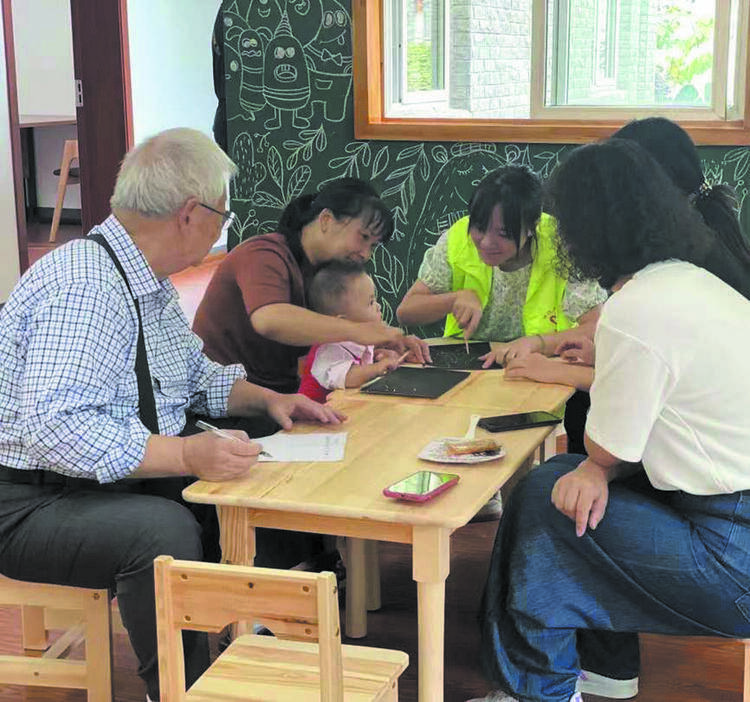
[477,411,562,433]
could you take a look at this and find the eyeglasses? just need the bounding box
[200,202,236,230]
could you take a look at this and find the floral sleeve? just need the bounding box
[563,277,608,322]
[417,232,453,294]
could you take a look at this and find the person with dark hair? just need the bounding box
[470,138,750,702]
[299,261,407,402]
[503,117,750,442]
[211,5,228,154]
[613,116,750,299]
[193,177,429,395]
[397,165,606,459]
[397,165,606,360]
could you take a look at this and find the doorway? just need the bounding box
[2,0,132,272]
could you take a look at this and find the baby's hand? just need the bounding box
[375,351,409,375]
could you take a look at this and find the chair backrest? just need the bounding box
[0,574,113,700]
[154,556,344,702]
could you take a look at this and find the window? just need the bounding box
[386,0,449,114]
[352,0,750,144]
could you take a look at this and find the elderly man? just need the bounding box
[0,128,342,701]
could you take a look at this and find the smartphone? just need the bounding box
[477,411,562,433]
[383,470,460,502]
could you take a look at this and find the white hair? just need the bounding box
[110,128,238,217]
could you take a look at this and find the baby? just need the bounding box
[299,261,406,402]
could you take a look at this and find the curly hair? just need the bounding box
[547,139,714,289]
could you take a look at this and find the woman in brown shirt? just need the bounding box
[194,178,425,392]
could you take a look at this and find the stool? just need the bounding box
[0,574,113,700]
[49,139,80,243]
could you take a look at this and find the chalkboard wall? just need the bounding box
[223,0,750,327]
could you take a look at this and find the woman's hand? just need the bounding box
[479,343,510,369]
[264,392,345,430]
[556,336,596,366]
[505,353,567,384]
[349,321,405,347]
[551,459,609,537]
[451,289,483,339]
[501,335,544,363]
[377,335,432,365]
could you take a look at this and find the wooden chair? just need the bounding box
[0,573,113,701]
[155,555,408,701]
[49,138,80,243]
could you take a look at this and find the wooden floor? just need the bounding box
[0,524,745,701]
[2,237,746,701]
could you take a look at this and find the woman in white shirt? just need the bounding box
[471,138,750,702]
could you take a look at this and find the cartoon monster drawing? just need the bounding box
[237,28,265,117]
[247,0,281,43]
[262,11,311,130]
[305,0,352,123]
[284,0,324,48]
[406,150,503,284]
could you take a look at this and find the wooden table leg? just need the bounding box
[365,540,381,612]
[217,506,256,636]
[500,455,535,504]
[345,537,368,638]
[413,526,451,702]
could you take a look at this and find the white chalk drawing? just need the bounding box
[282,124,327,169]
[285,0,324,48]
[263,12,311,129]
[224,0,750,332]
[305,0,352,123]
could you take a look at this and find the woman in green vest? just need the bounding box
[396,166,606,368]
[397,166,606,454]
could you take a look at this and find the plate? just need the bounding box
[418,437,506,464]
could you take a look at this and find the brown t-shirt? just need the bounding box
[193,233,312,393]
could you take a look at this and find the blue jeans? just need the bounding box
[480,454,750,702]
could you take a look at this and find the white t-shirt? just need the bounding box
[586,261,750,495]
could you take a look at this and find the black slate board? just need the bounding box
[360,366,471,399]
[428,341,494,370]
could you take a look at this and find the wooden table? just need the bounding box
[184,370,572,702]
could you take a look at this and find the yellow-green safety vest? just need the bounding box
[443,213,573,338]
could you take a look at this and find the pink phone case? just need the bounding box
[382,473,460,502]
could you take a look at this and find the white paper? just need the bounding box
[256,432,347,462]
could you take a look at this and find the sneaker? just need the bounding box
[467,690,582,702]
[470,492,503,523]
[576,670,639,698]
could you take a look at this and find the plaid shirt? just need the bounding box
[0,216,245,483]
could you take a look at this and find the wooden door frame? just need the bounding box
[2,0,29,272]
[2,0,133,273]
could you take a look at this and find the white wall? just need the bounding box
[127,0,220,144]
[12,0,75,116]
[12,0,79,209]
[0,11,22,300]
[127,0,224,246]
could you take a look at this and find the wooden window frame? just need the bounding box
[352,0,750,145]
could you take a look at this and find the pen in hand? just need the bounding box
[194,420,272,458]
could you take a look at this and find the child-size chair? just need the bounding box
[49,138,79,243]
[154,555,408,701]
[0,573,113,700]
